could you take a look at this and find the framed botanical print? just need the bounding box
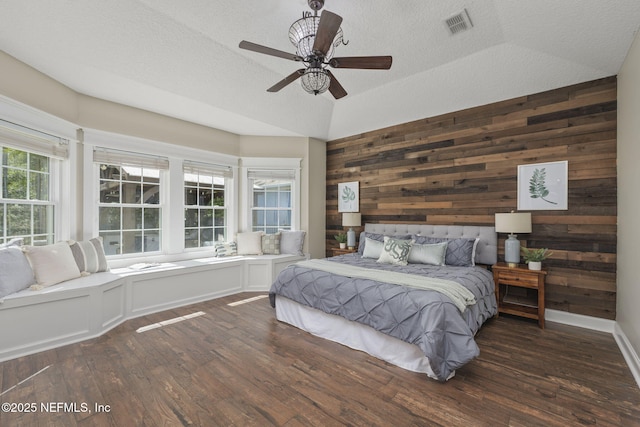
[517,161,568,210]
[338,181,359,212]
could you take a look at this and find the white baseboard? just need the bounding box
[546,309,640,389]
[545,308,615,333]
[613,323,640,390]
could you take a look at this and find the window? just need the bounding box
[1,147,54,245]
[94,148,167,256]
[183,161,231,248]
[248,169,295,234]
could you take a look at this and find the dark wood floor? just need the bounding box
[1,293,639,427]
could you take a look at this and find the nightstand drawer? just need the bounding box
[496,271,539,288]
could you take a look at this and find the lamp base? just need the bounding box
[504,234,521,266]
[347,227,356,249]
[507,262,518,268]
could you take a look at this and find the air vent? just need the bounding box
[445,9,473,35]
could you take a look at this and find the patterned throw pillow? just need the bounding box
[68,237,109,273]
[262,233,280,255]
[358,232,412,256]
[214,242,237,257]
[377,236,414,266]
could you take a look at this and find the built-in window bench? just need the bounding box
[0,254,306,362]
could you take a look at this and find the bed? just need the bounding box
[269,224,498,381]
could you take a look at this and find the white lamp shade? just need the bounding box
[495,212,532,234]
[342,213,362,227]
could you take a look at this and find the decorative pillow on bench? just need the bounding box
[237,231,264,255]
[68,237,109,273]
[262,232,281,255]
[214,242,237,257]
[23,242,82,289]
[0,244,35,298]
[279,230,305,256]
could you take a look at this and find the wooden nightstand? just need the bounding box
[331,247,357,256]
[492,262,547,328]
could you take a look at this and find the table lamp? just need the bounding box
[495,211,532,267]
[342,212,361,249]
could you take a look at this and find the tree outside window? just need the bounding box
[1,147,54,245]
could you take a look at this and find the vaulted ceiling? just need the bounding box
[1,0,639,141]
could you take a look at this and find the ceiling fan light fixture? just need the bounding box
[300,68,330,95]
[289,15,343,60]
[238,1,391,100]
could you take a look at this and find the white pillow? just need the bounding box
[408,242,448,265]
[377,237,414,266]
[362,237,384,259]
[236,232,264,255]
[280,230,306,256]
[23,242,82,288]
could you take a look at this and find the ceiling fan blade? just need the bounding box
[312,10,343,56]
[326,70,347,99]
[239,40,302,62]
[329,56,393,69]
[267,69,306,92]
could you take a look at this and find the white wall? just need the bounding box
[617,30,640,359]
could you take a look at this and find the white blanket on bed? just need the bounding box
[296,259,476,312]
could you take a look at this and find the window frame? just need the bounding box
[241,157,301,234]
[96,160,165,257]
[1,147,57,245]
[183,161,231,250]
[0,105,76,246]
[83,129,238,267]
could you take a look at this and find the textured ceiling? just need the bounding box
[1,0,639,141]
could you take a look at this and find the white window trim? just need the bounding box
[83,128,238,267]
[0,95,78,242]
[240,157,301,234]
[183,161,232,250]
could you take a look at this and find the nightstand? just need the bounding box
[331,247,357,256]
[492,262,547,328]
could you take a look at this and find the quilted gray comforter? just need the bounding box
[269,253,497,381]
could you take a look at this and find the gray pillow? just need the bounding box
[0,247,36,298]
[280,230,305,255]
[362,237,384,259]
[0,238,23,249]
[408,241,448,265]
[414,236,478,266]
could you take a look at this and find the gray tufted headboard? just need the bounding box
[364,223,497,266]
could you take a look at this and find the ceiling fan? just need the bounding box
[239,0,392,99]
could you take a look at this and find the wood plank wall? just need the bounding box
[325,76,617,320]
